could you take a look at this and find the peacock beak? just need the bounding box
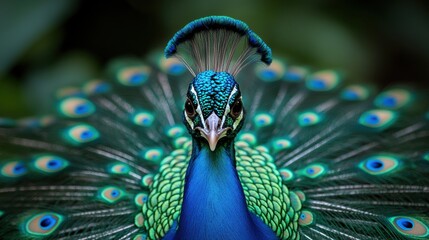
[196,112,231,151]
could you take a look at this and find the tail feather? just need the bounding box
[0,54,428,239]
[239,58,429,239]
[0,53,189,239]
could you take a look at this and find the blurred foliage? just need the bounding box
[0,0,76,72]
[0,0,428,117]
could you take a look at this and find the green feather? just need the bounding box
[0,16,428,240]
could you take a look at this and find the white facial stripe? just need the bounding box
[184,110,194,129]
[233,110,244,130]
[221,104,230,127]
[190,85,206,129]
[221,86,238,127]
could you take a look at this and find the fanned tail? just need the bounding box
[1,49,428,239]
[237,59,429,239]
[0,53,190,239]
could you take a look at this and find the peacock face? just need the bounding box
[183,70,245,151]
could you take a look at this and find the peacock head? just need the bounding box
[164,16,272,150]
[183,70,244,151]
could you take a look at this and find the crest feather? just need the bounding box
[164,16,272,76]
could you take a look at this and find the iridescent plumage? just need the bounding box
[0,16,428,240]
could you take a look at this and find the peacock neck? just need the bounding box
[168,140,277,240]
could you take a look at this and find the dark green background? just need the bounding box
[1,0,428,117]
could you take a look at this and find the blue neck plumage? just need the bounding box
[164,139,277,240]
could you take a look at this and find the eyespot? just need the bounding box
[58,97,95,118]
[359,109,398,130]
[297,111,322,127]
[63,123,100,145]
[166,125,186,138]
[134,193,148,207]
[294,190,306,202]
[98,186,126,204]
[133,233,147,240]
[374,88,413,110]
[299,211,314,226]
[341,85,370,101]
[141,174,154,188]
[38,115,56,127]
[389,216,428,238]
[56,87,84,99]
[237,132,258,146]
[160,57,186,75]
[174,136,191,149]
[271,138,293,153]
[279,168,294,181]
[253,112,274,127]
[141,148,164,162]
[1,161,27,178]
[284,66,308,82]
[255,59,285,82]
[108,163,130,175]
[359,154,400,175]
[117,66,151,86]
[134,213,144,227]
[256,145,270,154]
[23,212,63,236]
[302,164,327,178]
[18,116,55,128]
[306,70,341,91]
[33,155,69,173]
[290,191,302,211]
[82,80,111,95]
[230,98,243,119]
[18,117,55,128]
[132,111,154,127]
[184,98,196,118]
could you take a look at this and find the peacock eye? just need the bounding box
[185,98,196,118]
[230,98,243,118]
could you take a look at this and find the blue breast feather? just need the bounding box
[163,145,277,240]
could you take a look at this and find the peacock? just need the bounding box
[0,15,428,240]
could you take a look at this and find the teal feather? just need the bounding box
[0,16,428,239]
